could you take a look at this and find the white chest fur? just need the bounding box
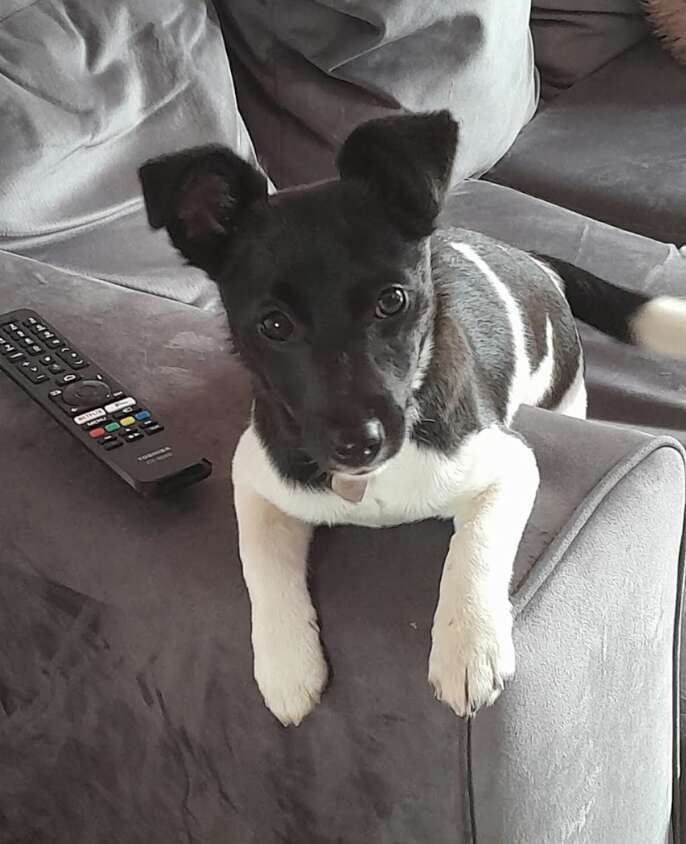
[233,426,528,527]
[232,425,475,528]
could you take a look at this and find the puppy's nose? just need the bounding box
[332,419,384,468]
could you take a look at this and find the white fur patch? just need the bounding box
[528,316,555,407]
[232,472,327,726]
[428,426,540,716]
[450,241,530,423]
[630,296,686,360]
[555,358,588,420]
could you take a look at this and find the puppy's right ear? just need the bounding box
[138,145,267,277]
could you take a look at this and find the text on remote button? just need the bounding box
[74,407,106,426]
[104,396,135,414]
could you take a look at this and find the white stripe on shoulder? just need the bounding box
[450,241,530,423]
[528,255,565,294]
[528,316,555,407]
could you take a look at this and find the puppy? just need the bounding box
[139,111,686,726]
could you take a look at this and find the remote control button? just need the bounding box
[47,363,64,374]
[104,439,123,451]
[39,331,55,341]
[39,354,53,365]
[8,351,25,363]
[57,347,83,365]
[113,407,139,420]
[31,324,47,334]
[57,373,81,385]
[73,407,106,426]
[27,344,42,356]
[1,343,16,354]
[144,424,165,436]
[125,432,144,443]
[111,390,125,400]
[119,415,136,427]
[88,427,106,439]
[84,416,109,430]
[46,338,61,349]
[23,317,38,326]
[140,419,157,429]
[18,362,48,384]
[71,358,88,369]
[104,396,135,414]
[134,410,151,421]
[49,389,63,401]
[20,337,34,347]
[98,434,117,445]
[104,422,120,433]
[12,329,27,340]
[62,379,111,408]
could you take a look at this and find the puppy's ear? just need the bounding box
[138,145,267,276]
[337,111,458,238]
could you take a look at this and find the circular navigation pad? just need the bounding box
[62,379,112,408]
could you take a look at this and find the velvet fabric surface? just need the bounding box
[0,248,684,843]
[217,0,538,188]
[530,0,648,101]
[0,0,261,307]
[487,38,686,246]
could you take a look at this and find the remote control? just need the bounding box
[0,308,212,496]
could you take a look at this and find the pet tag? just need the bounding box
[330,473,367,503]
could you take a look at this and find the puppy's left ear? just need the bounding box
[139,145,267,277]
[337,110,458,238]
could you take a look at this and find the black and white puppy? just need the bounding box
[139,112,686,726]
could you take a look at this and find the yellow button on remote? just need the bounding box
[120,416,136,427]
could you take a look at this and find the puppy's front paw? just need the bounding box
[428,603,515,718]
[252,614,328,727]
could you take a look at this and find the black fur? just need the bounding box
[535,255,649,345]
[138,112,640,489]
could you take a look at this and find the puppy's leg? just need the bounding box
[429,426,539,717]
[234,480,327,726]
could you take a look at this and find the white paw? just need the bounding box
[428,602,515,718]
[252,613,328,727]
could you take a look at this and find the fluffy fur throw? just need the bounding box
[644,0,686,65]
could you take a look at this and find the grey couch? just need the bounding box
[1,2,685,843]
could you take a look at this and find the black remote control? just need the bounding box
[0,308,212,496]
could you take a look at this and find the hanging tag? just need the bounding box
[330,474,368,503]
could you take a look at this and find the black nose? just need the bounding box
[332,419,384,468]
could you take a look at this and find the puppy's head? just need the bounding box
[139,112,458,475]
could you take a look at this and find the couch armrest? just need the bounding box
[301,409,685,843]
[469,408,685,844]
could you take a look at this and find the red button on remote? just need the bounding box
[89,427,105,439]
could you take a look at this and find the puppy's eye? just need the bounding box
[375,286,407,319]
[259,311,294,342]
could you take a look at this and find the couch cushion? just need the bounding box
[486,38,686,245]
[530,0,648,101]
[0,0,260,307]
[219,0,538,187]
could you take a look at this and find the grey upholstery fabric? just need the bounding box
[0,0,258,307]
[0,250,683,843]
[531,0,648,101]
[218,0,538,188]
[487,38,686,245]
